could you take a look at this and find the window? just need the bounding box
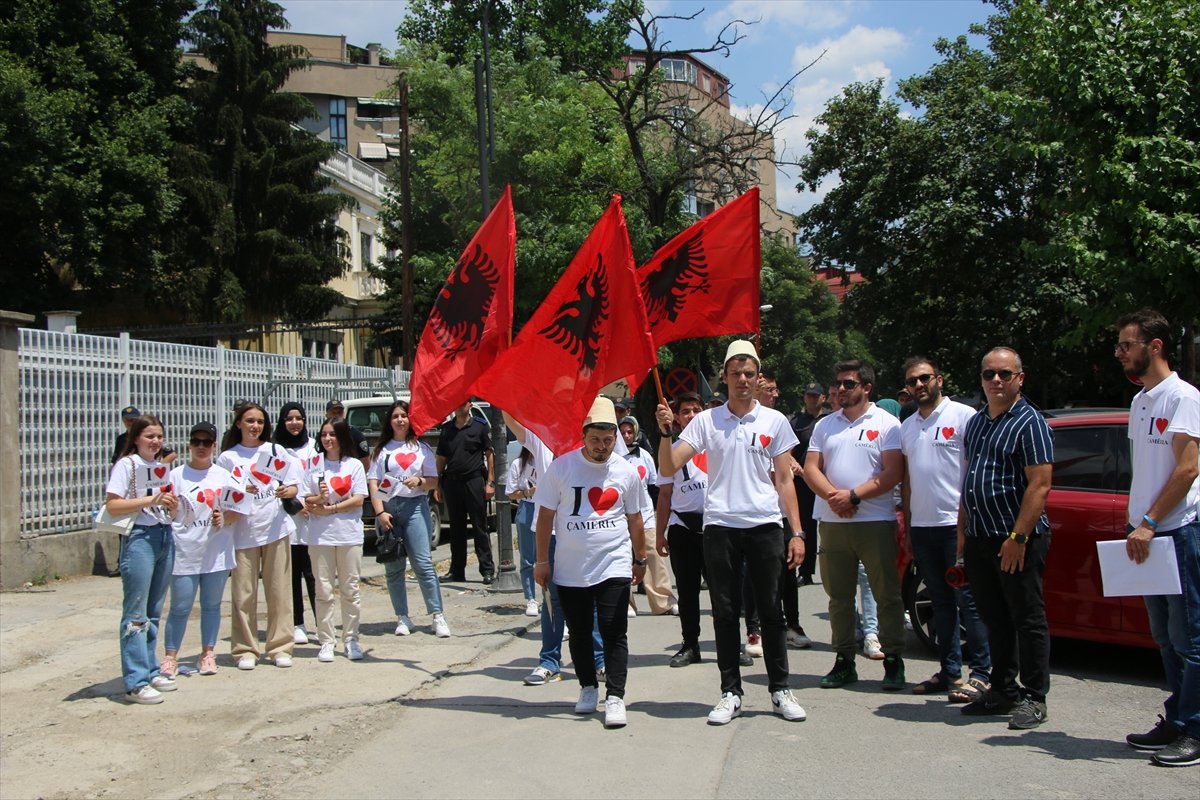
[357,101,400,121]
[1051,426,1115,491]
[359,231,373,270]
[626,58,644,74]
[302,337,338,361]
[329,98,347,151]
[660,58,698,84]
[697,199,715,217]
[701,74,711,93]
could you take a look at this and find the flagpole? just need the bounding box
[651,367,667,407]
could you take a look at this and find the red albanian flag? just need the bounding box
[474,195,656,455]
[409,185,515,436]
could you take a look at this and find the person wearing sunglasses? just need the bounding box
[1116,309,1200,767]
[959,347,1054,730]
[162,422,241,679]
[804,360,907,692]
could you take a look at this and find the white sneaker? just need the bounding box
[670,603,680,616]
[293,626,309,645]
[707,692,742,725]
[524,599,539,617]
[604,696,627,728]
[563,625,570,641]
[574,685,599,714]
[627,606,637,618]
[432,613,452,638]
[273,653,293,668]
[150,675,177,693]
[771,688,807,721]
[127,685,163,705]
[863,633,884,660]
[317,643,335,662]
[237,654,257,671]
[786,627,813,649]
[523,666,561,685]
[395,615,413,636]
[345,639,364,661]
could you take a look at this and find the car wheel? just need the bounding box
[428,503,442,548]
[902,562,939,653]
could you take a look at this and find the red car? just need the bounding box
[902,408,1157,651]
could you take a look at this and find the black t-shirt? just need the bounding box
[436,418,493,480]
[789,409,826,507]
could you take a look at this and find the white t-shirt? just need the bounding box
[505,452,538,505]
[623,447,658,529]
[809,403,902,523]
[214,443,299,549]
[281,437,319,543]
[368,439,437,500]
[1128,372,1200,530]
[169,464,237,574]
[657,450,708,529]
[676,401,798,528]
[900,398,976,527]
[533,449,641,587]
[300,457,368,546]
[105,454,174,527]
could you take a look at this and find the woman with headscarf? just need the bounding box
[274,402,319,646]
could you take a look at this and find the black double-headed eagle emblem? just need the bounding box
[429,244,500,357]
[639,233,711,327]
[538,256,611,376]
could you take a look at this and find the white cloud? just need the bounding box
[705,0,858,37]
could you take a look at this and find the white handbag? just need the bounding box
[94,504,136,536]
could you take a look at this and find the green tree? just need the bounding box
[0,0,194,313]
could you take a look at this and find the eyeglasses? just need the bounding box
[981,369,1018,382]
[1114,340,1149,354]
[833,379,860,391]
[189,438,215,447]
[904,373,936,387]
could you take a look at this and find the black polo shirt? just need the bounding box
[437,418,493,480]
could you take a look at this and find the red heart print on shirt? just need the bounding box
[1155,418,1169,434]
[250,466,272,485]
[330,475,352,496]
[637,465,647,479]
[396,452,417,470]
[693,452,708,473]
[866,430,879,442]
[941,427,955,440]
[759,434,772,448]
[154,466,168,478]
[588,487,619,513]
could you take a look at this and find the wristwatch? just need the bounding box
[849,489,861,507]
[1008,530,1029,545]
[633,557,648,566]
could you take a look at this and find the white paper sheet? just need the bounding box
[1097,537,1181,597]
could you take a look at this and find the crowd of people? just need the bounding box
[104,308,1198,767]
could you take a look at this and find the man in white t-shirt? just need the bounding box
[1115,308,1200,768]
[805,359,905,691]
[533,397,647,729]
[655,341,807,725]
[899,356,991,701]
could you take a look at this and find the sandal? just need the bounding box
[911,673,959,694]
[948,677,989,704]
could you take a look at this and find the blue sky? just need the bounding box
[277,0,994,215]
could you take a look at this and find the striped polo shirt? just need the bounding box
[961,396,1054,538]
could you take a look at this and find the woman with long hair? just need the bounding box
[302,420,368,661]
[105,415,180,704]
[161,422,239,678]
[215,402,299,670]
[274,402,319,646]
[367,401,450,637]
[505,445,540,617]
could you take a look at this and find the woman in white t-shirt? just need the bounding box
[620,416,676,617]
[161,422,239,678]
[505,445,540,617]
[367,401,450,638]
[303,419,369,662]
[105,414,181,705]
[214,402,300,670]
[273,402,319,646]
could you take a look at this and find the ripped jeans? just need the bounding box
[119,524,174,692]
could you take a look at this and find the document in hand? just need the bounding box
[1097,537,1181,597]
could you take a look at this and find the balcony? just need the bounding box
[321,149,389,200]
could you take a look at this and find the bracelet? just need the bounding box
[535,560,550,565]
[1142,514,1159,531]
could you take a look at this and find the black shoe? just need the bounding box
[1151,734,1200,767]
[881,654,905,691]
[738,646,753,667]
[481,573,495,585]
[440,571,465,582]
[961,692,1016,716]
[1128,715,1181,751]
[820,653,858,688]
[1008,697,1048,730]
[670,646,701,668]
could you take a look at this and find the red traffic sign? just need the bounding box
[664,367,697,398]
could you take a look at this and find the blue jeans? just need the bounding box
[119,524,174,692]
[910,526,991,682]
[165,570,229,652]
[539,536,605,673]
[857,561,879,639]
[1143,520,1200,738]
[516,501,537,601]
[383,494,443,616]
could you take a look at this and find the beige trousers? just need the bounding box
[631,540,677,615]
[310,544,363,645]
[230,536,294,658]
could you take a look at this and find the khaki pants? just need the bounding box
[631,544,677,615]
[818,519,905,657]
[230,537,294,659]
[310,544,363,645]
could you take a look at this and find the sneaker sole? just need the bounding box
[1008,716,1047,730]
[1151,753,1200,767]
[772,704,807,721]
[1127,740,1174,751]
[707,710,741,725]
[820,675,858,689]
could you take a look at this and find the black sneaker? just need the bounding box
[670,646,701,668]
[1127,715,1181,750]
[881,654,905,691]
[1151,734,1200,767]
[961,692,1016,716]
[738,646,753,667]
[1008,697,1048,730]
[820,654,858,688]
[481,573,495,585]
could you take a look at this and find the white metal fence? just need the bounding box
[18,329,408,537]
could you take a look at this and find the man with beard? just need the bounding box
[959,348,1053,730]
[1116,309,1200,767]
[899,357,991,702]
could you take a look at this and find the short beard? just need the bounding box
[1124,350,1151,379]
[918,387,942,408]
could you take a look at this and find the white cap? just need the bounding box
[723,339,760,368]
[583,396,618,428]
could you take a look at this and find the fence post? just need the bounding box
[215,344,226,425]
[0,311,35,589]
[118,332,131,409]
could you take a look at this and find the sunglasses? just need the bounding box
[832,379,860,390]
[190,438,215,447]
[1113,340,1149,355]
[904,373,936,387]
[981,369,1018,382]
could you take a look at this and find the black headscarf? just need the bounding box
[273,402,310,449]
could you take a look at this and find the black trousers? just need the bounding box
[558,578,631,698]
[705,524,790,695]
[291,543,316,627]
[963,533,1051,702]
[667,524,705,648]
[797,484,819,580]
[442,475,495,577]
